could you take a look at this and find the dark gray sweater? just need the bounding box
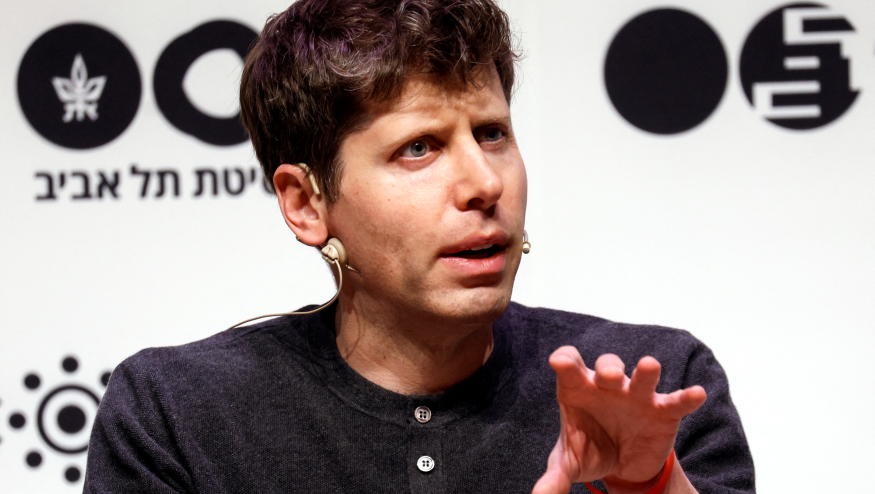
[84,302,755,493]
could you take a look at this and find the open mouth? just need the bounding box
[442,244,506,259]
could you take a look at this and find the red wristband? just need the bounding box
[583,449,675,494]
[645,449,675,494]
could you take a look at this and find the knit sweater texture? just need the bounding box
[84,302,755,493]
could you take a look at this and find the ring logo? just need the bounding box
[739,2,858,129]
[17,23,142,149]
[154,20,255,146]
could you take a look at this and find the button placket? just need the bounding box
[407,425,445,494]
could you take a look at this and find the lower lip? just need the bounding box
[439,249,507,278]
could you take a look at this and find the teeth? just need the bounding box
[469,244,494,251]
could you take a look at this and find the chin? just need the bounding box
[428,285,513,325]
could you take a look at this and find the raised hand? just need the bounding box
[532,346,707,494]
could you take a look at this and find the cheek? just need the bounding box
[517,165,528,207]
[337,189,427,262]
[503,160,528,211]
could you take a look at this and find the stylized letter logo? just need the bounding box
[740,3,859,130]
[52,54,107,123]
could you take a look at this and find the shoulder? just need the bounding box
[87,318,314,494]
[121,318,276,368]
[503,302,703,354]
[502,302,713,390]
[111,315,313,398]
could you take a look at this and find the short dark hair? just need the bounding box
[240,0,517,201]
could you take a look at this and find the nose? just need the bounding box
[453,137,504,212]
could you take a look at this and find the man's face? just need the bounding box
[327,68,527,324]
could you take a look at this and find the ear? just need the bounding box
[273,163,329,246]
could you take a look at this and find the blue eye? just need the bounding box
[402,140,430,158]
[480,127,505,142]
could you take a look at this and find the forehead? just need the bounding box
[359,67,510,132]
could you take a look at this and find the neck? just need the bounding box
[334,293,494,396]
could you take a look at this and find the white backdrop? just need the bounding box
[1,0,873,492]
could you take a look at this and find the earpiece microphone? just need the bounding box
[320,237,347,265]
[296,162,321,197]
[228,163,357,329]
[227,237,352,330]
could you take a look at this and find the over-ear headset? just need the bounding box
[296,162,322,197]
[227,236,350,329]
[227,163,351,329]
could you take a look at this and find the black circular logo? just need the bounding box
[604,9,728,134]
[153,20,256,146]
[740,3,858,130]
[36,385,100,454]
[17,23,142,149]
[7,356,111,484]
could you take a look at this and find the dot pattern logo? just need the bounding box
[3,356,112,485]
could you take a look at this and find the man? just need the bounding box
[85,1,754,493]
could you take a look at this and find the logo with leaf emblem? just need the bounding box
[52,54,107,123]
[17,23,141,149]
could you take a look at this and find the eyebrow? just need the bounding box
[471,113,512,129]
[377,110,513,149]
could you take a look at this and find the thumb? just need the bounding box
[531,465,572,494]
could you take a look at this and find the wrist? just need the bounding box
[602,450,675,494]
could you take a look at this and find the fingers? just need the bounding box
[663,385,708,418]
[594,354,626,390]
[548,345,585,370]
[629,356,661,399]
[549,346,590,392]
[549,349,705,418]
[629,356,706,418]
[550,348,631,393]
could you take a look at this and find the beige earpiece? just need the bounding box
[522,230,531,254]
[296,162,321,197]
[320,237,348,265]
